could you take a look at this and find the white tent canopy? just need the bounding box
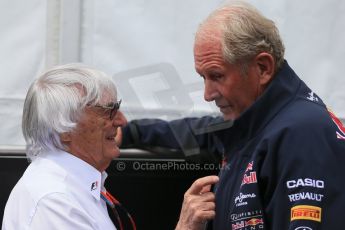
[0,0,344,150]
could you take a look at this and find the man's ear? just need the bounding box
[254,52,275,86]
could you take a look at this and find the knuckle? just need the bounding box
[209,202,216,210]
[184,195,194,204]
[194,210,204,221]
[205,192,215,200]
[193,179,202,188]
[189,202,198,211]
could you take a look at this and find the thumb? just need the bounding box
[115,127,123,146]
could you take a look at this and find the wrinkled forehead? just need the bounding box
[195,25,222,43]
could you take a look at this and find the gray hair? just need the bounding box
[196,1,285,73]
[22,63,117,161]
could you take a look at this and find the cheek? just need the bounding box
[219,83,235,101]
[82,119,96,132]
[77,119,106,142]
[219,82,250,108]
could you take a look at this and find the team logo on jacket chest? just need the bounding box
[291,205,321,222]
[286,178,324,189]
[241,161,257,186]
[232,218,264,230]
[234,192,257,207]
[288,192,324,202]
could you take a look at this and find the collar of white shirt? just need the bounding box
[42,149,107,201]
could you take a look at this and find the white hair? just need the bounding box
[22,63,117,161]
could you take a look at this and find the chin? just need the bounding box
[114,147,121,158]
[109,149,120,159]
[104,144,120,158]
[222,114,235,121]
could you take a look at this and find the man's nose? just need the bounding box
[112,111,127,127]
[204,80,219,102]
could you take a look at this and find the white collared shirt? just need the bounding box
[2,149,116,230]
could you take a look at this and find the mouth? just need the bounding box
[217,105,232,115]
[105,133,116,141]
[217,104,231,109]
[215,101,230,108]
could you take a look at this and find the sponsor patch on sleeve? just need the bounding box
[291,205,321,222]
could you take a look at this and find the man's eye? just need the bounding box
[211,73,223,80]
[104,109,112,116]
[95,107,110,116]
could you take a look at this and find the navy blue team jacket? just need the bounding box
[122,61,345,229]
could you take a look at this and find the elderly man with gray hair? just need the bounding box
[2,64,128,229]
[2,64,218,230]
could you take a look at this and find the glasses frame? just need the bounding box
[93,99,122,120]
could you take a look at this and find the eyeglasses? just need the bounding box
[92,99,122,120]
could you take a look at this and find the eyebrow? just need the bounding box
[104,102,116,107]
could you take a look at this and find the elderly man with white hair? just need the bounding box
[2,64,128,229]
[2,63,219,230]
